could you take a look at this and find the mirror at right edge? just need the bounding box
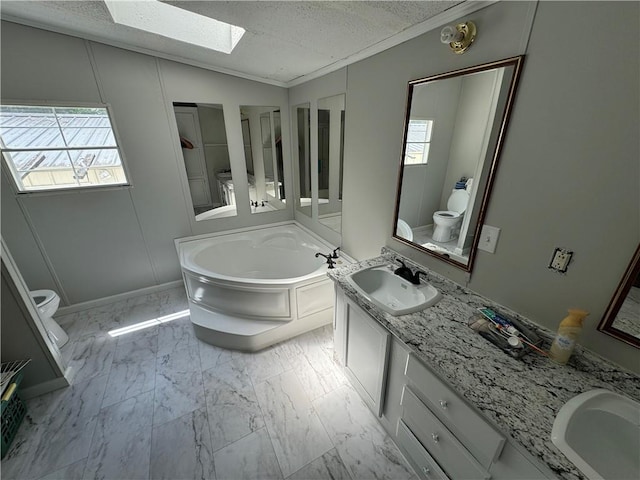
[598,243,640,348]
[393,56,524,271]
[317,94,345,233]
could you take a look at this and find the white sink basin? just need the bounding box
[346,265,441,316]
[551,389,640,480]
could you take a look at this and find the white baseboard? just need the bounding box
[55,280,184,317]
[20,376,69,399]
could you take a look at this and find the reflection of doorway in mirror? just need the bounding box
[173,103,236,220]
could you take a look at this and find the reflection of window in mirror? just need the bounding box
[173,103,237,221]
[404,119,433,165]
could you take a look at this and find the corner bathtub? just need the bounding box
[177,223,339,351]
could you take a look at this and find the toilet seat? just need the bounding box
[29,289,68,348]
[433,190,469,220]
[433,210,460,219]
[432,189,470,243]
[396,219,414,241]
[30,289,57,307]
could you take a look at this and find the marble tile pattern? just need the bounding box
[1,285,413,480]
[328,248,640,480]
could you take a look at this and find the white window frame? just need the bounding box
[0,101,131,194]
[404,118,433,166]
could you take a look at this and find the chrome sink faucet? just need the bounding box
[394,258,426,285]
[316,252,336,269]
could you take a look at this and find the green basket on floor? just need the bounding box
[1,371,27,459]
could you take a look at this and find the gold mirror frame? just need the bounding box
[392,56,525,272]
[597,243,640,349]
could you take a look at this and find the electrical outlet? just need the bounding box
[549,248,573,273]
[478,225,500,253]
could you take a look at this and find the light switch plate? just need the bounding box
[478,225,500,253]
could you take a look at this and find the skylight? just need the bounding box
[104,0,245,54]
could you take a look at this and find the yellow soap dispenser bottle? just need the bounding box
[549,309,589,364]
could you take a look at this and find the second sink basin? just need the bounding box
[551,389,640,480]
[346,265,441,316]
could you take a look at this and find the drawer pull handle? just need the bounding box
[439,400,448,409]
[432,433,439,443]
[422,466,431,474]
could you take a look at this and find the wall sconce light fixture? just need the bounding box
[440,21,476,54]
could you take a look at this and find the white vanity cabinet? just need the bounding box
[333,287,555,480]
[334,288,390,416]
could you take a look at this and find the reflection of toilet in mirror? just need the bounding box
[396,218,413,241]
[432,186,470,243]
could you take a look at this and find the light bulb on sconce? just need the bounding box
[440,21,477,54]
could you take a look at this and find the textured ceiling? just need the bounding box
[0,1,466,86]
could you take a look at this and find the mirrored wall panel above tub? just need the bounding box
[393,56,524,271]
[293,103,311,218]
[173,103,237,221]
[317,94,345,233]
[239,106,286,214]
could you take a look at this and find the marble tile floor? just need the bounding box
[2,286,416,480]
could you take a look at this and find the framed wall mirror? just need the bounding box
[392,56,524,271]
[317,94,345,233]
[293,103,311,218]
[239,105,286,214]
[597,244,640,348]
[173,103,236,221]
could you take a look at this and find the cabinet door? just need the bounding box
[379,337,411,436]
[333,286,347,365]
[344,299,390,416]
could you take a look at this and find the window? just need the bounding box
[0,105,129,192]
[404,119,433,165]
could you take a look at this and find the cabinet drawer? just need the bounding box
[401,386,490,480]
[396,420,450,480]
[405,354,505,467]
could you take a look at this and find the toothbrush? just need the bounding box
[492,323,549,356]
[478,308,536,344]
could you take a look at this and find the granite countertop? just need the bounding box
[328,249,640,480]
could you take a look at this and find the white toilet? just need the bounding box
[396,218,414,242]
[30,289,69,348]
[432,189,470,243]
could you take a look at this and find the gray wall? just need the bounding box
[1,22,292,306]
[341,1,639,372]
